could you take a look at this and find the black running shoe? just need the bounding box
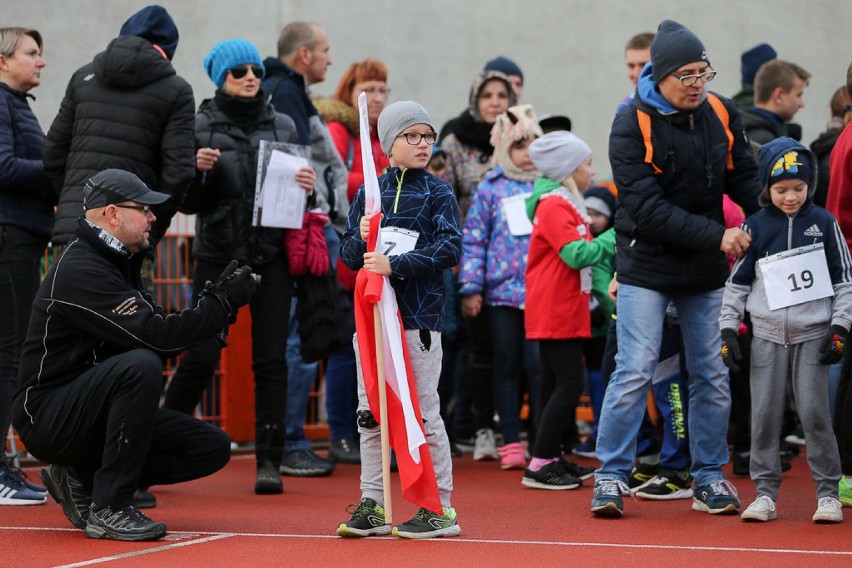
[84,505,166,541]
[337,498,391,537]
[39,465,92,529]
[280,450,336,477]
[521,461,582,490]
[633,469,693,500]
[627,461,659,489]
[559,459,595,480]
[133,488,157,509]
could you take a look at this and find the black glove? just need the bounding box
[818,324,847,365]
[217,264,255,310]
[200,260,256,320]
[721,328,742,374]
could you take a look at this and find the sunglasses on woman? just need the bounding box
[229,64,263,79]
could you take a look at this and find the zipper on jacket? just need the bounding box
[783,214,795,345]
[689,114,695,130]
[393,168,407,214]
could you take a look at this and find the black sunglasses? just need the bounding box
[229,64,263,80]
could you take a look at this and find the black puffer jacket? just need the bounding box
[610,87,761,293]
[0,82,53,239]
[181,93,300,266]
[43,35,196,246]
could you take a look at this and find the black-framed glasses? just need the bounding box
[229,64,263,80]
[397,132,437,146]
[671,68,717,87]
[114,204,153,214]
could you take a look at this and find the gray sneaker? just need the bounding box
[280,450,336,477]
[85,505,166,541]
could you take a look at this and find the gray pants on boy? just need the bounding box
[354,329,454,509]
[750,337,841,500]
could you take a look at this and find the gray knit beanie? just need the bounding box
[529,131,591,183]
[377,101,434,157]
[650,19,709,84]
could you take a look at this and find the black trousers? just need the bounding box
[534,339,586,459]
[14,349,230,509]
[835,344,852,474]
[163,258,293,429]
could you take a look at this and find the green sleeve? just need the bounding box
[558,227,616,269]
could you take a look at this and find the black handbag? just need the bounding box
[294,267,355,362]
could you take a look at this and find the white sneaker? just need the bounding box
[473,428,498,461]
[813,497,843,523]
[741,495,777,522]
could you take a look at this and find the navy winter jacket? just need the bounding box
[610,66,761,293]
[0,82,53,239]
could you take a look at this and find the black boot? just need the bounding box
[255,424,284,494]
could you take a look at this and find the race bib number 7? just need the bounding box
[379,226,419,257]
[758,243,833,311]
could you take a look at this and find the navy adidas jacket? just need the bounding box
[720,138,852,344]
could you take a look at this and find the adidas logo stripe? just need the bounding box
[804,224,823,237]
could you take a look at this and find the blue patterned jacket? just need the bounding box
[341,167,462,331]
[458,166,532,308]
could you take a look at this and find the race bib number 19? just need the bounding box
[758,243,833,311]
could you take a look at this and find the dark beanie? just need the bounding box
[650,19,709,84]
[119,5,179,60]
[769,150,813,187]
[740,43,777,87]
[483,56,523,83]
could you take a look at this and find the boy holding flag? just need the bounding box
[337,100,462,539]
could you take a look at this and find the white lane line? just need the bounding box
[52,534,234,567]
[4,527,849,558]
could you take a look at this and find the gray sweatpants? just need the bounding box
[353,329,453,509]
[749,337,841,500]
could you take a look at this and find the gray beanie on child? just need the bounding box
[528,131,591,183]
[377,101,434,157]
[650,19,709,84]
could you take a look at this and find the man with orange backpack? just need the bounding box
[591,19,762,519]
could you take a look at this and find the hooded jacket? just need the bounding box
[720,137,852,344]
[524,178,614,340]
[0,82,54,238]
[43,35,195,247]
[610,64,761,293]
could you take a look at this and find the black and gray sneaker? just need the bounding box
[329,438,361,464]
[392,507,461,539]
[84,505,166,541]
[133,488,157,509]
[337,498,391,537]
[280,449,336,477]
[521,461,582,490]
[633,469,694,500]
[39,465,92,529]
[559,459,595,481]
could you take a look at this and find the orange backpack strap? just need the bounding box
[707,92,734,171]
[636,109,662,175]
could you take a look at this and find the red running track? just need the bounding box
[2,448,850,567]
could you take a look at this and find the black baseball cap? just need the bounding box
[83,169,170,210]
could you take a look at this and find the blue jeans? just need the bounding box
[595,284,730,486]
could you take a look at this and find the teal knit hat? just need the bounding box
[203,38,264,89]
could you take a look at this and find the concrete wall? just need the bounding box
[7,0,851,180]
